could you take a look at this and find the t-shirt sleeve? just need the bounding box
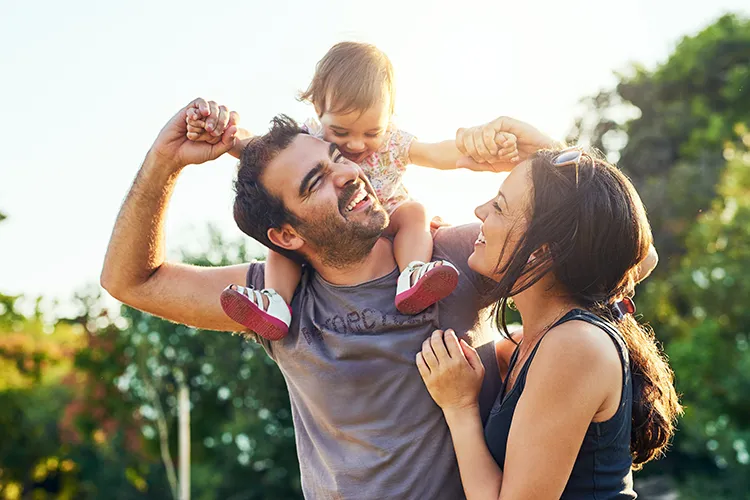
[432,223,497,308]
[388,128,417,170]
[246,260,266,289]
[243,261,276,357]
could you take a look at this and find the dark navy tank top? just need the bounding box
[484,309,636,499]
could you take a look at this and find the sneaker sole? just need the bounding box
[395,265,459,315]
[220,288,288,341]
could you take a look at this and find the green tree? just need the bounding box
[568,13,750,267]
[646,147,750,499]
[73,228,301,499]
[1,227,301,499]
[569,14,750,498]
[0,292,83,498]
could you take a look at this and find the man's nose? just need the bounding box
[332,160,360,188]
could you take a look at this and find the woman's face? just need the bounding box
[469,161,532,280]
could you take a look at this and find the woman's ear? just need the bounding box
[267,225,304,252]
[527,244,551,264]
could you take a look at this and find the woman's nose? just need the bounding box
[475,202,488,221]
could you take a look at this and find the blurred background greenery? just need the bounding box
[2,13,750,500]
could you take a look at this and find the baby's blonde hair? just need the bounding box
[299,42,395,117]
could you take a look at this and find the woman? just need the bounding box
[417,120,681,499]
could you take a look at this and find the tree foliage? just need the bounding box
[568,14,750,266]
[0,230,301,499]
[571,13,750,499]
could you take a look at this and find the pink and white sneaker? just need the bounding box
[220,285,292,341]
[395,260,459,315]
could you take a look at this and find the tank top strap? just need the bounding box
[556,309,630,369]
[513,333,546,388]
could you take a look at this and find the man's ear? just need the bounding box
[267,224,304,251]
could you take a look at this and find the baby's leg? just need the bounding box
[219,249,298,341]
[388,201,432,272]
[266,250,302,305]
[390,201,459,314]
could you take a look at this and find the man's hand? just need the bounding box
[150,98,239,171]
[185,104,222,145]
[456,116,560,169]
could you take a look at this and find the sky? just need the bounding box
[1,0,748,309]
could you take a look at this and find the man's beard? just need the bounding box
[295,185,389,268]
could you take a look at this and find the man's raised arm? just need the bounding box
[101,98,251,332]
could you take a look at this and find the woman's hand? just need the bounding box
[417,329,485,416]
[456,116,560,169]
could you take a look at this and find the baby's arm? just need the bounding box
[409,132,519,173]
[186,104,253,158]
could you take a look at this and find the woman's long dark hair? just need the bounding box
[490,149,681,468]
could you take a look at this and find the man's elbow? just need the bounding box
[100,267,125,301]
[100,263,139,303]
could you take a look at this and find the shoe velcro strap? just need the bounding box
[407,260,443,282]
[235,285,265,309]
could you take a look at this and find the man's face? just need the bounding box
[262,134,389,267]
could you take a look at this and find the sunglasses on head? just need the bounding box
[552,146,590,188]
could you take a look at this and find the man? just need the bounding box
[102,98,558,498]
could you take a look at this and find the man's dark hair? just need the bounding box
[233,115,308,265]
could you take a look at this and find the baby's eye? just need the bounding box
[332,131,348,137]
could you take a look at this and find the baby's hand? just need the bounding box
[494,132,520,163]
[185,102,223,145]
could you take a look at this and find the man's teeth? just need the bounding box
[476,231,486,244]
[346,190,368,212]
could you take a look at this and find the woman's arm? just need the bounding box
[444,406,504,500]
[417,329,503,500]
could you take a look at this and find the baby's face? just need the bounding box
[319,97,391,164]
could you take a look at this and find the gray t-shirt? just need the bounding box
[247,223,502,499]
